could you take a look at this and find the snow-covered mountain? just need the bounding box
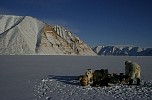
[92,46,152,56]
[0,15,96,55]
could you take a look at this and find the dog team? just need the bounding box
[79,61,141,87]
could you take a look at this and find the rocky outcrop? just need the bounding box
[0,15,96,55]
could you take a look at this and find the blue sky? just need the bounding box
[0,0,152,47]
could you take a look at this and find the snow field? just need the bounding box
[34,76,152,100]
[0,56,152,100]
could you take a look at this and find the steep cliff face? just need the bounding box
[93,46,152,56]
[0,15,96,55]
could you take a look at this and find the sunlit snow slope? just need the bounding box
[0,15,96,55]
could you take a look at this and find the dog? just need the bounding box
[92,76,111,87]
[93,69,108,82]
[79,75,89,86]
[109,73,130,84]
[85,69,93,83]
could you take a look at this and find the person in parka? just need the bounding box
[125,61,141,85]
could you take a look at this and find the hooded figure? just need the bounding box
[125,61,141,85]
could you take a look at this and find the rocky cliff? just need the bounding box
[0,15,96,55]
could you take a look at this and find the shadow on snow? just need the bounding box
[47,75,79,86]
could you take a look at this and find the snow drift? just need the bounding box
[0,15,96,55]
[93,46,152,56]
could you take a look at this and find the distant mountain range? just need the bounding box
[0,15,96,55]
[92,46,152,56]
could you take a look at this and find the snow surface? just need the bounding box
[0,56,152,100]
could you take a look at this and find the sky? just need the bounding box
[0,0,152,47]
